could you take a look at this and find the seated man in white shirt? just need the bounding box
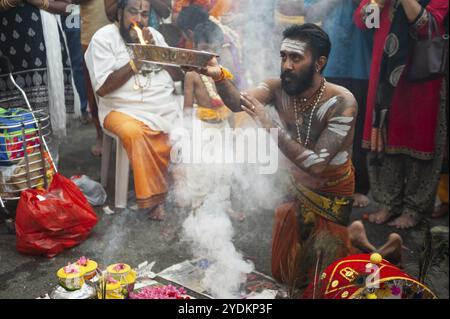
[85,0,184,220]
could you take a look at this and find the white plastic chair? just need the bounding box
[100,129,130,209]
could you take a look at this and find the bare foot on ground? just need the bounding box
[353,193,370,208]
[90,138,103,157]
[377,233,403,266]
[149,205,165,221]
[368,208,394,225]
[348,220,377,253]
[388,211,419,229]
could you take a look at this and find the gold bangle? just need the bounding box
[40,0,49,10]
[129,59,139,74]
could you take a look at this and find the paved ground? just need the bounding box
[0,122,448,299]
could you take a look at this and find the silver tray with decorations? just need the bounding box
[127,44,218,68]
[50,282,97,299]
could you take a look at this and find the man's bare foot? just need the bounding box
[353,193,370,208]
[368,208,394,225]
[388,211,419,229]
[432,203,449,218]
[227,209,246,222]
[377,233,403,265]
[348,220,377,253]
[90,138,103,157]
[149,205,165,221]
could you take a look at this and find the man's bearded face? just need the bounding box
[280,38,316,96]
[118,0,150,43]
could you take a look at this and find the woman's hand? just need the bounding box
[240,93,273,129]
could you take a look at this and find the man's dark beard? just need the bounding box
[119,15,144,43]
[280,62,315,96]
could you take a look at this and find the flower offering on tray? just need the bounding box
[129,284,190,299]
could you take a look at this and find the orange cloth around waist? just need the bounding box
[104,111,171,209]
[319,160,355,197]
[292,159,355,198]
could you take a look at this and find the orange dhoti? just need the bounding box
[104,111,171,209]
[272,160,357,295]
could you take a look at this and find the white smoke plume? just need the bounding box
[171,110,290,298]
[182,192,254,299]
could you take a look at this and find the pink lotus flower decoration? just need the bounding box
[113,263,126,272]
[76,256,88,267]
[64,264,79,274]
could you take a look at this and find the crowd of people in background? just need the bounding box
[0,1,448,227]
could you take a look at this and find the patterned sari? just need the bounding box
[0,3,74,134]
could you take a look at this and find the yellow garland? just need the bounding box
[213,66,234,83]
[196,106,228,122]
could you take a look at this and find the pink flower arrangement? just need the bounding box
[64,264,79,274]
[113,263,127,272]
[76,256,89,267]
[129,285,190,299]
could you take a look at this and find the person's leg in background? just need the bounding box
[389,88,447,229]
[349,78,371,207]
[62,18,88,119]
[82,45,103,156]
[367,154,405,225]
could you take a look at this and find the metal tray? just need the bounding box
[127,44,217,68]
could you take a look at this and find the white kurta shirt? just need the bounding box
[85,24,182,133]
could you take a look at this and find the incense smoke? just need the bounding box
[171,109,290,298]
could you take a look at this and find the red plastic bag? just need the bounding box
[15,173,98,258]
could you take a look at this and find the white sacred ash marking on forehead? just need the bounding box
[281,39,307,55]
[330,151,349,166]
[316,96,338,122]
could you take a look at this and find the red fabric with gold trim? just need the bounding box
[316,254,436,299]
